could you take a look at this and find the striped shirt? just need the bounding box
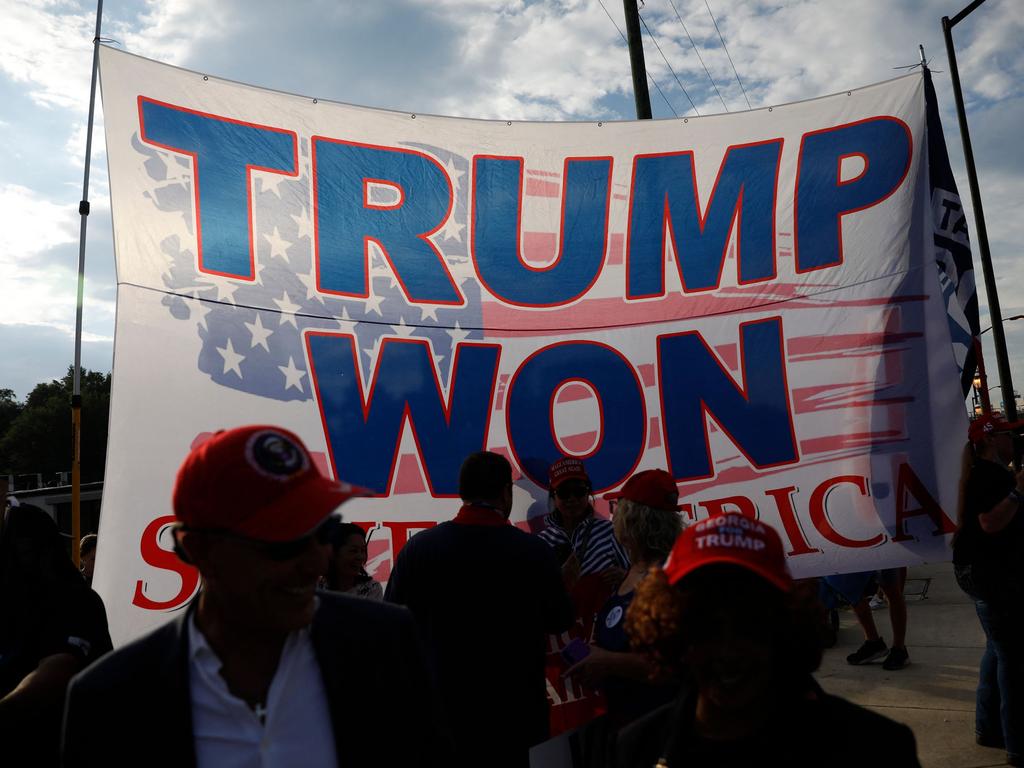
[538,512,630,575]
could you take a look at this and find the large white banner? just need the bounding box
[96,47,973,644]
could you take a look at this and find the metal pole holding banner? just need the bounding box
[72,0,104,567]
[622,0,653,119]
[941,1,1017,423]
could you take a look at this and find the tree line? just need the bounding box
[0,367,110,486]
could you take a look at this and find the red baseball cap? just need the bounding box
[548,457,590,489]
[172,425,367,542]
[663,512,792,593]
[968,414,1022,445]
[604,469,680,512]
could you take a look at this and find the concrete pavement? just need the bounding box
[815,562,1011,768]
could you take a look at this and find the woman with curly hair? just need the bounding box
[616,512,921,768]
[564,469,683,727]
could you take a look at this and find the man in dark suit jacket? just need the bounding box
[385,451,574,768]
[62,425,449,768]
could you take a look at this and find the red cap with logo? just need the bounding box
[968,414,1022,445]
[663,512,792,592]
[604,469,681,512]
[172,425,367,542]
[548,457,590,489]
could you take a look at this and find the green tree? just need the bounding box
[0,368,110,483]
[0,388,23,473]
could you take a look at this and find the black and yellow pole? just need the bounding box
[72,0,104,567]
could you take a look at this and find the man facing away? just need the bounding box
[62,425,449,768]
[385,451,574,768]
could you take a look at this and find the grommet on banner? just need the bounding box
[684,118,688,123]
[312,98,318,104]
[411,114,416,119]
[202,75,208,81]
[506,121,512,126]
[597,122,603,127]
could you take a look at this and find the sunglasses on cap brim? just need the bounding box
[176,514,342,562]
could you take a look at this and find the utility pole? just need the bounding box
[941,0,1016,422]
[622,0,653,119]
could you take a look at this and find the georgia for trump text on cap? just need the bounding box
[663,512,792,593]
[172,425,366,542]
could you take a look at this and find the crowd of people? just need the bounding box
[0,416,1020,767]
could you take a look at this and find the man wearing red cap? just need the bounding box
[62,425,448,768]
[954,414,1024,766]
[616,513,921,767]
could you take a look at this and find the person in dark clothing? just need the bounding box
[0,504,112,768]
[62,425,449,768]
[323,522,384,600]
[953,414,1024,766]
[617,512,921,768]
[385,451,574,768]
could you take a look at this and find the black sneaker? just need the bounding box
[846,638,887,665]
[882,647,910,670]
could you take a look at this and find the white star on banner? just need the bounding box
[193,301,213,331]
[208,277,238,305]
[419,304,440,322]
[278,356,307,392]
[217,338,245,378]
[258,172,292,199]
[439,215,464,243]
[291,208,314,241]
[263,226,291,263]
[363,292,384,317]
[390,319,416,337]
[274,291,302,327]
[446,321,471,345]
[445,157,465,194]
[362,337,383,365]
[298,270,323,302]
[244,313,274,352]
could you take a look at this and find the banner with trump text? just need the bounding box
[96,47,976,644]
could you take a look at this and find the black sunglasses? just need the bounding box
[554,484,591,500]
[183,515,341,562]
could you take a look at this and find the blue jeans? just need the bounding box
[964,574,1023,759]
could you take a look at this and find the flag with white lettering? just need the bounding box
[97,47,969,645]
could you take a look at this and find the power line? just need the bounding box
[638,11,700,116]
[665,0,728,111]
[595,0,679,117]
[704,0,751,109]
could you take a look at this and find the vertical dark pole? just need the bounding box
[622,0,653,119]
[942,12,1016,422]
[973,338,991,415]
[72,0,104,567]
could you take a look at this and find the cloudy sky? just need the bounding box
[1,0,1022,407]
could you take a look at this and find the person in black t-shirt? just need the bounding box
[617,512,920,768]
[0,504,112,767]
[953,414,1024,766]
[385,451,573,768]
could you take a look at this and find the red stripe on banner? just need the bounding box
[393,454,427,494]
[561,432,599,454]
[523,231,557,265]
[556,382,594,403]
[713,344,738,370]
[799,431,904,454]
[791,382,914,414]
[638,363,656,388]
[495,374,511,411]
[480,291,927,336]
[526,178,559,197]
[310,451,331,479]
[608,233,624,265]
[787,331,922,355]
[527,169,560,178]
[648,417,662,448]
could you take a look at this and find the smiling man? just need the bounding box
[61,425,449,768]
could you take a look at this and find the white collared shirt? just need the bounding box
[188,614,338,768]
